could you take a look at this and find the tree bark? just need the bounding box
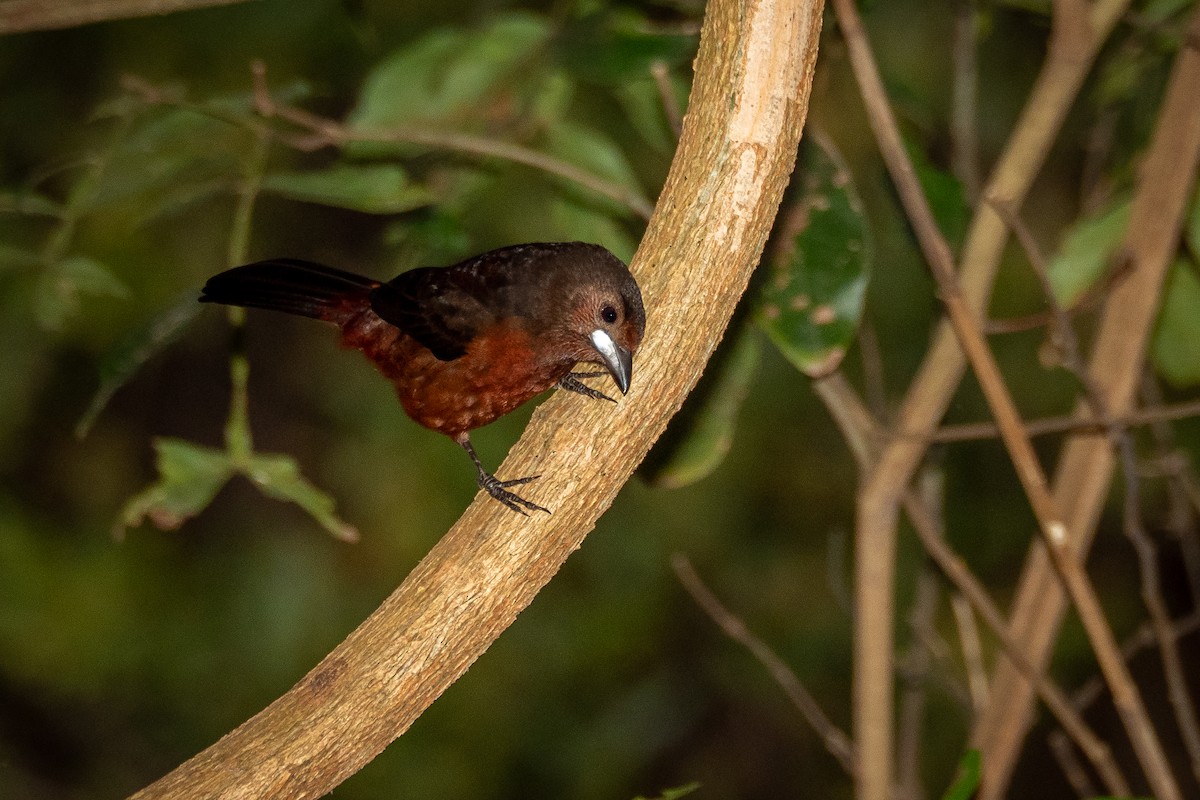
[0,0,252,34]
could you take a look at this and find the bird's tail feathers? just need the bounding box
[200,259,378,323]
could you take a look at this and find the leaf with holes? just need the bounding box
[759,134,871,378]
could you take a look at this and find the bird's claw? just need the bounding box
[478,472,550,515]
[558,372,616,403]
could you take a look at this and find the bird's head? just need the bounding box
[535,244,646,395]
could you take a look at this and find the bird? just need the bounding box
[200,241,646,514]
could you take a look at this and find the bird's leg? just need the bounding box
[557,372,616,403]
[457,435,550,515]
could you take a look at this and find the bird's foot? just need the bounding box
[558,372,616,403]
[477,472,551,515]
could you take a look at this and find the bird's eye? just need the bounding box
[600,305,618,324]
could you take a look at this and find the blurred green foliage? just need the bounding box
[2,1,1200,799]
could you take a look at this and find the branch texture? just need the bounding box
[129,0,825,796]
[0,0,252,33]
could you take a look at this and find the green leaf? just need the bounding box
[1047,197,1131,306]
[60,254,128,297]
[632,783,701,800]
[116,438,233,536]
[0,190,63,218]
[549,198,637,263]
[940,750,981,800]
[612,78,676,153]
[1185,186,1200,263]
[1140,0,1195,25]
[263,164,436,214]
[348,13,551,132]
[244,452,360,542]
[906,137,969,249]
[558,10,696,84]
[76,293,202,438]
[542,120,646,213]
[0,244,40,271]
[84,106,243,213]
[35,255,128,329]
[646,327,759,489]
[528,69,575,128]
[1152,260,1200,388]
[760,134,872,378]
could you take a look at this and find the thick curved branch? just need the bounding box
[0,0,252,34]
[128,0,825,796]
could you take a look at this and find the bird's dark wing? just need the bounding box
[369,262,510,361]
[369,243,595,360]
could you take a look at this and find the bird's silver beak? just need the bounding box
[589,329,633,394]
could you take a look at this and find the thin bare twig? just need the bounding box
[983,249,1134,336]
[995,196,1200,786]
[671,554,857,776]
[650,60,684,138]
[950,0,981,201]
[858,322,890,422]
[976,6,1200,791]
[0,0,251,34]
[832,0,1179,795]
[950,595,988,715]
[1072,611,1200,710]
[928,397,1200,444]
[896,559,938,800]
[250,62,656,221]
[1049,730,1099,799]
[1143,375,1200,610]
[814,372,1132,796]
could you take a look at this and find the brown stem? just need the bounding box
[0,0,250,33]
[650,60,684,138]
[1118,439,1200,785]
[837,0,1179,783]
[671,554,857,776]
[927,398,1200,444]
[896,556,939,800]
[974,8,1200,792]
[814,372,1132,797]
[949,594,988,714]
[827,2,1128,795]
[950,0,981,201]
[998,190,1200,788]
[250,63,656,222]
[1048,731,1098,799]
[127,0,825,796]
[1072,611,1200,710]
